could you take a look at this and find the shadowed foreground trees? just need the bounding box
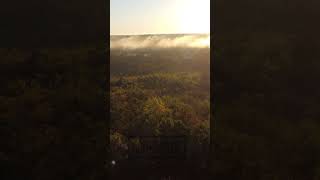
[110,45,210,179]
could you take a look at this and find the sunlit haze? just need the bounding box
[111,0,210,35]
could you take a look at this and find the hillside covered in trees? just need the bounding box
[110,35,210,179]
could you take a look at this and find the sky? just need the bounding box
[110,0,210,35]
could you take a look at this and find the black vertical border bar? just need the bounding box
[106,0,111,178]
[210,0,215,174]
[0,0,110,179]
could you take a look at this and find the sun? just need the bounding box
[175,0,210,34]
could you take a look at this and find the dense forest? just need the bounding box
[110,37,211,179]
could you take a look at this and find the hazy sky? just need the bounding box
[110,0,210,35]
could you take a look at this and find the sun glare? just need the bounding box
[176,0,210,34]
[191,35,210,48]
[200,36,210,47]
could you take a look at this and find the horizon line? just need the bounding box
[110,32,210,36]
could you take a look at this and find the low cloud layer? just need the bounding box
[110,34,210,49]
